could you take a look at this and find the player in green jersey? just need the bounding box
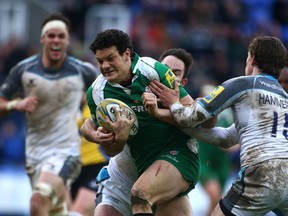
[86,29,199,216]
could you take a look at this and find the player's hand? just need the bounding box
[102,106,135,156]
[149,80,180,108]
[81,118,114,144]
[16,96,39,112]
[107,106,135,142]
[142,92,160,117]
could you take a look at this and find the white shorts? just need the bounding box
[26,153,81,188]
[96,167,133,216]
[220,158,288,216]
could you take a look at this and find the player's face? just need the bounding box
[95,46,131,83]
[245,52,254,76]
[41,28,69,64]
[278,67,288,93]
[161,55,188,86]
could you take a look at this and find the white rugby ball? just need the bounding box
[96,98,139,136]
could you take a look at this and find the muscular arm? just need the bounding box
[81,118,122,156]
[81,108,135,157]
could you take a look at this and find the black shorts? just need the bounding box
[70,162,108,200]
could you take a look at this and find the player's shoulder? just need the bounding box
[222,75,256,89]
[67,56,95,69]
[140,56,167,71]
[134,54,168,80]
[15,55,39,69]
[91,74,107,89]
[67,56,100,78]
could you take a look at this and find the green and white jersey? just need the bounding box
[87,53,190,175]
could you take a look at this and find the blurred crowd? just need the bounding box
[0,0,288,178]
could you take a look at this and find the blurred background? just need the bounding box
[0,0,286,215]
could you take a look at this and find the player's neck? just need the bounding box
[42,54,66,69]
[119,72,134,87]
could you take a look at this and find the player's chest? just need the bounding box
[22,72,83,98]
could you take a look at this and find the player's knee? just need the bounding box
[32,182,58,208]
[50,201,69,216]
[30,192,48,215]
[131,187,153,207]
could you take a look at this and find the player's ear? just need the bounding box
[124,48,130,59]
[251,56,257,66]
[180,78,188,87]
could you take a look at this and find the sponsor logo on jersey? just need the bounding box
[165,69,176,88]
[203,86,225,103]
[26,79,36,88]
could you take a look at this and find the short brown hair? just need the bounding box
[248,36,287,78]
[159,48,194,78]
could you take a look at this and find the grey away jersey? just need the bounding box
[171,74,288,168]
[0,54,98,161]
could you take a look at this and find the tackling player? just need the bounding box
[149,35,288,216]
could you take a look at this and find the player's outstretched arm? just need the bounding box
[183,123,239,149]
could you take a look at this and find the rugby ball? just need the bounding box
[96,98,139,136]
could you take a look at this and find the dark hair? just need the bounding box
[41,13,71,32]
[89,29,133,55]
[159,48,194,78]
[248,36,287,78]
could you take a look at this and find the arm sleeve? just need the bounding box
[182,123,239,149]
[170,77,251,127]
[0,64,23,99]
[86,85,98,126]
[155,61,188,99]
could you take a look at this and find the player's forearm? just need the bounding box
[80,118,98,143]
[101,142,125,157]
[152,108,179,126]
[183,124,239,148]
[170,102,211,128]
[0,97,18,116]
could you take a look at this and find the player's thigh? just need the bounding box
[38,154,81,201]
[156,196,193,216]
[95,204,126,216]
[220,159,288,216]
[211,203,225,216]
[132,160,189,202]
[96,173,133,216]
[72,187,96,215]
